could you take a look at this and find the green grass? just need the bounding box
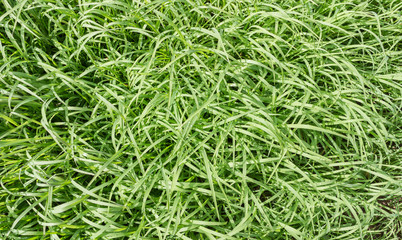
[1,0,401,239]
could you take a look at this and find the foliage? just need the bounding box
[1,0,401,239]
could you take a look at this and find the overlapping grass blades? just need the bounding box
[1,0,401,239]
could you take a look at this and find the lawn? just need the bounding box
[0,0,401,239]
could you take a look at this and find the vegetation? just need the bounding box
[1,0,401,239]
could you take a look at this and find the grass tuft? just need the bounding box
[1,0,401,239]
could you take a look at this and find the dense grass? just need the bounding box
[1,0,401,239]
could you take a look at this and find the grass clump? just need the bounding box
[1,0,401,239]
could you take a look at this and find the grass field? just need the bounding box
[1,0,401,239]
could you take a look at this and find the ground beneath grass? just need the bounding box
[1,0,401,239]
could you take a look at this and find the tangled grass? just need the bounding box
[1,0,401,239]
